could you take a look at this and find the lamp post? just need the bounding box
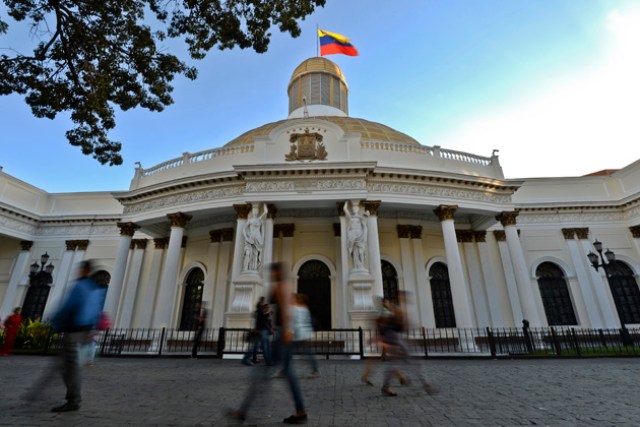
[587,240,633,346]
[21,252,55,320]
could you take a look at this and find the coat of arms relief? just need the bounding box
[285,128,328,161]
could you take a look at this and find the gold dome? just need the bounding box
[288,57,347,90]
[224,116,421,147]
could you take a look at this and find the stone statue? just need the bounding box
[242,203,268,272]
[344,201,369,272]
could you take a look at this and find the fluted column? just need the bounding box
[155,213,191,327]
[42,240,76,320]
[104,222,139,316]
[562,228,602,327]
[474,231,506,326]
[0,241,33,318]
[117,239,147,328]
[65,240,89,302]
[140,238,167,328]
[364,201,384,298]
[280,224,295,271]
[261,205,277,296]
[333,222,347,327]
[458,230,490,327]
[434,205,473,327]
[410,226,435,328]
[496,211,542,326]
[493,230,523,325]
[212,228,233,327]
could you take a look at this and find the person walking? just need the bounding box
[292,293,319,377]
[191,302,208,358]
[242,297,272,365]
[49,260,107,412]
[0,307,22,356]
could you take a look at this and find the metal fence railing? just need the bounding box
[6,325,640,358]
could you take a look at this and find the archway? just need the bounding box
[297,260,331,330]
[381,260,399,303]
[179,268,204,330]
[536,262,577,326]
[607,260,640,324]
[429,262,456,328]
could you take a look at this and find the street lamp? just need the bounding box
[587,240,633,346]
[21,252,55,320]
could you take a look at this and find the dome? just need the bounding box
[224,116,421,147]
[288,57,349,118]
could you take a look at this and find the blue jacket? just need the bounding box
[52,277,106,332]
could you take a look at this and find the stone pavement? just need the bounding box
[1,355,639,426]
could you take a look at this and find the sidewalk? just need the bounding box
[1,356,638,426]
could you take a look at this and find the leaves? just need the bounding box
[0,0,325,165]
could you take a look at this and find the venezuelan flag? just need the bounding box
[318,29,359,57]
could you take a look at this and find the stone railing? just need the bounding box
[361,141,499,167]
[139,144,254,177]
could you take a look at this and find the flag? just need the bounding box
[318,29,359,56]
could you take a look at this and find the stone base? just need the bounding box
[229,272,263,314]
[225,312,254,328]
[348,272,376,312]
[348,310,379,330]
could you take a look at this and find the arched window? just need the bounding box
[607,261,640,325]
[429,262,456,328]
[179,268,204,331]
[536,262,577,326]
[297,260,332,330]
[381,260,399,303]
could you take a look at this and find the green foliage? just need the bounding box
[0,0,326,165]
[13,319,55,351]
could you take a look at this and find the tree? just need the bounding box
[0,0,325,165]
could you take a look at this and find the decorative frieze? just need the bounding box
[154,237,169,249]
[167,212,192,228]
[117,222,139,237]
[20,240,34,251]
[122,185,244,215]
[630,225,640,238]
[367,182,512,204]
[493,230,506,242]
[456,230,475,243]
[434,205,458,222]
[496,210,519,227]
[473,231,487,243]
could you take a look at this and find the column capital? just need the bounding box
[561,228,576,240]
[496,210,520,227]
[267,204,278,219]
[65,240,78,251]
[410,225,423,240]
[233,204,252,220]
[130,239,148,250]
[117,221,140,236]
[363,200,381,216]
[166,212,192,228]
[209,229,222,243]
[456,230,474,243]
[333,223,341,237]
[19,240,33,251]
[221,228,234,242]
[493,230,506,242]
[336,201,346,217]
[397,225,412,239]
[434,205,458,221]
[575,228,589,240]
[154,237,169,249]
[75,240,90,251]
[280,223,295,238]
[474,231,487,243]
[630,225,640,239]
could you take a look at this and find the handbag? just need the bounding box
[96,312,112,331]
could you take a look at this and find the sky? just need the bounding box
[1,0,640,193]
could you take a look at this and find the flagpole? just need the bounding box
[316,24,319,57]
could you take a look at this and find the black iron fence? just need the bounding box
[8,325,640,358]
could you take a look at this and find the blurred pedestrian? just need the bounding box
[242,297,272,365]
[293,293,319,377]
[0,307,22,356]
[191,302,208,358]
[49,260,107,412]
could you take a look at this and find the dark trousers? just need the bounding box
[192,327,204,358]
[62,331,88,405]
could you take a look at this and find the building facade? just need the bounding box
[2,57,640,330]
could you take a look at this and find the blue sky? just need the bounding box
[1,0,640,192]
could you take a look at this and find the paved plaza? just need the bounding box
[1,355,638,426]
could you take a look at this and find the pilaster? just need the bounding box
[0,241,32,318]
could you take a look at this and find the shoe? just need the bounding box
[51,402,80,412]
[399,375,410,386]
[227,409,246,422]
[381,386,397,397]
[241,359,252,366]
[283,413,308,424]
[423,383,438,395]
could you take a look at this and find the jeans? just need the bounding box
[253,330,272,365]
[62,331,88,405]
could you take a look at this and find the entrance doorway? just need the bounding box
[297,260,332,330]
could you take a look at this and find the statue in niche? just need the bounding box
[344,200,369,272]
[243,203,268,272]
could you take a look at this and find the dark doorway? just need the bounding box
[297,260,332,330]
[607,261,640,325]
[536,262,577,326]
[429,262,456,328]
[381,260,399,303]
[179,268,204,330]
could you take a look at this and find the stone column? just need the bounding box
[474,231,506,327]
[562,228,602,327]
[0,241,32,317]
[398,225,419,327]
[204,230,221,328]
[434,205,474,327]
[364,201,384,298]
[280,224,295,269]
[42,240,77,320]
[333,223,347,327]
[212,228,233,328]
[458,230,490,327]
[496,211,542,326]
[141,238,167,328]
[577,229,619,328]
[337,204,350,320]
[117,239,147,328]
[104,222,139,316]
[64,240,89,301]
[155,213,191,328]
[494,230,523,325]
[262,205,277,296]
[411,226,436,328]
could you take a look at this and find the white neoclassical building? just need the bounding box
[1,57,640,331]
